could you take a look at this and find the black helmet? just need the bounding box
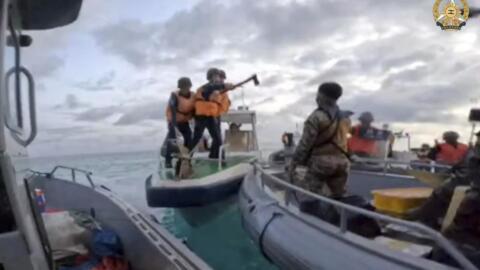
[177,77,192,89]
[206,68,220,81]
[359,111,374,123]
[219,69,226,79]
[318,82,342,100]
[443,131,459,141]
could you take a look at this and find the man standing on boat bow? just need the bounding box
[164,77,195,168]
[288,82,351,203]
[190,68,235,159]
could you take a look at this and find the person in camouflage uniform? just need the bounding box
[288,82,350,201]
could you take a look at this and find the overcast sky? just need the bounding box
[19,0,480,156]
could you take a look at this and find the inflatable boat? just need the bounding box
[5,167,211,270]
[147,109,260,208]
[239,163,478,270]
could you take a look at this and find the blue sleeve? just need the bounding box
[169,94,178,126]
[202,83,225,100]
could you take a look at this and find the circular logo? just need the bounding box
[433,0,469,30]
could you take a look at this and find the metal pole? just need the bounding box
[339,208,347,233]
[469,123,476,145]
[407,134,411,151]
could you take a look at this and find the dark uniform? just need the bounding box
[444,188,480,248]
[190,82,225,159]
[432,155,480,268]
[290,82,350,200]
[408,141,480,229]
[164,78,194,168]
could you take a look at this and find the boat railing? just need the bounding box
[252,163,477,270]
[48,165,95,188]
[354,156,452,173]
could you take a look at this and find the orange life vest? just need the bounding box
[347,125,377,156]
[165,91,195,123]
[436,143,468,165]
[194,87,222,117]
[218,93,231,115]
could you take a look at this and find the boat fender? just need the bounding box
[258,212,283,262]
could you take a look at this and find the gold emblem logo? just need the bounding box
[433,0,469,30]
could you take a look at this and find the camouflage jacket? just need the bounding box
[292,104,349,166]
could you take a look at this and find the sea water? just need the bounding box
[28,151,277,270]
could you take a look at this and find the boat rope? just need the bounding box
[258,212,283,262]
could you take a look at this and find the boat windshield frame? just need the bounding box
[252,162,478,270]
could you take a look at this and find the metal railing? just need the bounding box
[353,156,452,175]
[48,166,94,189]
[252,163,477,270]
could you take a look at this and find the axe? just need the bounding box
[233,74,260,89]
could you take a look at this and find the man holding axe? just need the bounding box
[190,68,259,159]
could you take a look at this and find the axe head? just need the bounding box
[252,74,260,86]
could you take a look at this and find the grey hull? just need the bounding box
[146,162,251,208]
[239,170,453,270]
[146,173,244,207]
[26,174,210,270]
[348,169,428,200]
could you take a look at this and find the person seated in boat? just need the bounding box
[348,111,392,158]
[406,154,474,230]
[190,68,234,159]
[432,155,480,267]
[417,143,431,162]
[427,131,468,166]
[288,82,351,205]
[164,77,195,168]
[407,137,480,229]
[410,143,433,170]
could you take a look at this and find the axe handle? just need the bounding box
[218,76,254,94]
[233,76,255,89]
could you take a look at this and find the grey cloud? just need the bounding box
[76,106,119,122]
[206,58,228,67]
[93,19,159,68]
[307,59,356,86]
[45,126,88,136]
[261,74,283,87]
[27,55,65,79]
[124,77,159,92]
[91,0,373,68]
[54,94,88,110]
[74,71,116,91]
[114,101,166,126]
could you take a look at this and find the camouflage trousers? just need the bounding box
[294,155,350,200]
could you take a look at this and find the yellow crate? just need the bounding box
[372,187,433,215]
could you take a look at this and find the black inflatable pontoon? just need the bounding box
[239,165,477,270]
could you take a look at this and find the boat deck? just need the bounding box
[160,156,253,180]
